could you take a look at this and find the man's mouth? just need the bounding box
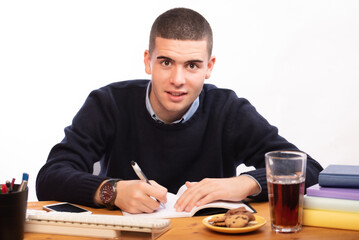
[167,91,186,96]
[169,92,185,96]
[166,91,187,102]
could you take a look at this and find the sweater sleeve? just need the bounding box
[225,96,323,202]
[36,88,115,207]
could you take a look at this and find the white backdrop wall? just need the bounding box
[1,1,358,201]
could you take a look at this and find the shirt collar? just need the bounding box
[145,82,199,124]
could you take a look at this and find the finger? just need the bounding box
[137,198,161,213]
[185,181,194,188]
[135,187,163,213]
[120,194,159,214]
[176,184,206,212]
[175,189,192,211]
[142,181,168,204]
[127,202,154,214]
[183,187,210,212]
[176,178,225,212]
[175,184,198,211]
[149,180,168,192]
[196,192,218,207]
[174,181,196,209]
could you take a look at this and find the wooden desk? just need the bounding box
[25,201,359,240]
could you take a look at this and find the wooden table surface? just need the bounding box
[24,201,359,240]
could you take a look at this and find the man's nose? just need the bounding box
[170,67,185,86]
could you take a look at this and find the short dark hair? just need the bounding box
[149,8,213,58]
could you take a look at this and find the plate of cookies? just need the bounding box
[202,207,266,234]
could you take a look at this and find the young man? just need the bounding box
[36,8,323,214]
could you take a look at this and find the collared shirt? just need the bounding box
[145,82,199,124]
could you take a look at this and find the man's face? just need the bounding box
[144,37,216,123]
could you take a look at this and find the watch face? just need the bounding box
[100,182,115,204]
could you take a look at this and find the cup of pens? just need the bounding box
[0,174,29,240]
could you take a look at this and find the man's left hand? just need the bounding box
[174,175,260,212]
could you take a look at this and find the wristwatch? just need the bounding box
[99,179,120,210]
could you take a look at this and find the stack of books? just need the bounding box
[303,164,359,231]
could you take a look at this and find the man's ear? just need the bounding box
[144,50,152,75]
[205,56,216,79]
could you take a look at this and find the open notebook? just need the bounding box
[123,184,255,218]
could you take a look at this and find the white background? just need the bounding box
[1,1,358,201]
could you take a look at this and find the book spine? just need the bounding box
[319,175,359,188]
[303,209,359,231]
[304,196,359,213]
[306,188,359,201]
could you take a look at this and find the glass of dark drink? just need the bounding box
[265,151,307,233]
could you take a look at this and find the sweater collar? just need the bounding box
[145,82,199,124]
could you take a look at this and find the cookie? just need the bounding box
[237,211,254,221]
[225,206,248,216]
[225,207,255,221]
[210,215,227,223]
[212,221,227,227]
[225,214,249,228]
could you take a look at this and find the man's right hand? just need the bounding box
[95,180,167,213]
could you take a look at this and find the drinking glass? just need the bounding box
[265,151,307,233]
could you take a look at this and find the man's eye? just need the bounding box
[161,60,171,66]
[188,63,198,69]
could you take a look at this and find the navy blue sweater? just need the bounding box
[36,80,323,207]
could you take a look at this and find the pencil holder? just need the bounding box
[0,184,28,240]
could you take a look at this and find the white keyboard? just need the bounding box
[25,210,171,239]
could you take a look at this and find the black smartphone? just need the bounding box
[42,202,92,214]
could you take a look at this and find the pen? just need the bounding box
[131,161,165,208]
[19,173,29,192]
[11,178,15,190]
